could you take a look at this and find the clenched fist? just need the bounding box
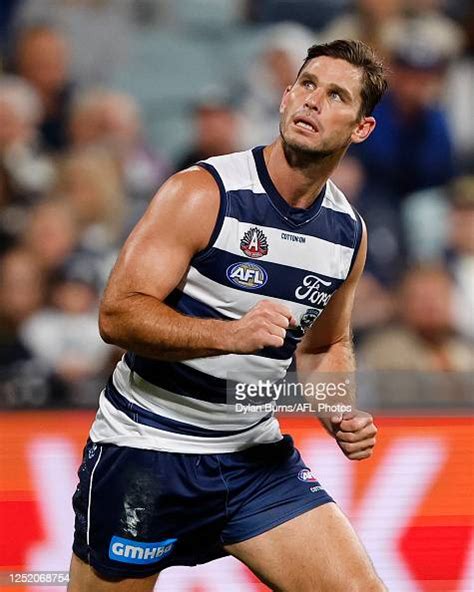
[330,410,377,461]
[227,300,297,354]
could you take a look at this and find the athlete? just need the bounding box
[68,40,388,591]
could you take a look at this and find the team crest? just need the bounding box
[298,308,322,335]
[240,227,269,258]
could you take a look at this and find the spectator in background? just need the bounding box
[68,89,170,226]
[321,0,403,55]
[352,22,457,201]
[0,0,22,55]
[53,147,126,252]
[12,24,75,152]
[447,177,474,342]
[445,3,474,168]
[401,0,465,58]
[0,248,45,339]
[351,271,396,340]
[332,155,405,286]
[14,0,134,86]
[20,199,79,275]
[358,265,474,407]
[403,184,450,264]
[240,22,315,147]
[0,76,55,207]
[0,247,52,408]
[20,255,116,406]
[332,154,396,335]
[177,93,241,171]
[403,175,474,341]
[246,0,348,31]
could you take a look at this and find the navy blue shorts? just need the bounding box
[72,435,333,578]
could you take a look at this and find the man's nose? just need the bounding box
[305,89,323,112]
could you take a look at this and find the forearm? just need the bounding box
[296,339,357,436]
[99,293,233,361]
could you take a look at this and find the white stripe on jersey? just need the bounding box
[182,352,291,382]
[205,150,264,193]
[323,180,358,220]
[214,217,354,279]
[112,358,271,430]
[90,392,282,454]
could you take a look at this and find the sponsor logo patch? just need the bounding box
[108,536,177,565]
[295,274,333,306]
[281,231,306,244]
[240,227,269,258]
[298,468,318,483]
[226,262,268,290]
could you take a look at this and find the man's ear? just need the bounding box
[351,116,376,144]
[279,85,292,114]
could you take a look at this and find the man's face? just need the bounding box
[18,31,68,93]
[279,56,375,157]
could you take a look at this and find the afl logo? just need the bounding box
[226,262,268,290]
[240,227,269,258]
[297,468,318,483]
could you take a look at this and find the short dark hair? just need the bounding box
[297,39,388,117]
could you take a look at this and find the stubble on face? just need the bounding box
[279,118,354,170]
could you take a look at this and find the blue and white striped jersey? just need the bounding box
[90,147,363,453]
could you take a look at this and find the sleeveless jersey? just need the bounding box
[90,146,363,453]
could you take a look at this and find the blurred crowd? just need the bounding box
[0,0,473,409]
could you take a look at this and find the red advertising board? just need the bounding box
[0,412,473,591]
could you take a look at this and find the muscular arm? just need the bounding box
[99,168,229,360]
[99,168,294,360]
[296,222,367,369]
[296,222,369,439]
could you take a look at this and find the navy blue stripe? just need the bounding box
[257,343,297,361]
[348,208,364,275]
[126,352,230,403]
[192,248,343,306]
[193,162,228,262]
[227,189,356,248]
[105,379,272,437]
[164,288,299,360]
[252,146,326,226]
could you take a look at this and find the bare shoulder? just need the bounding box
[157,165,220,206]
[132,165,221,254]
[101,166,222,306]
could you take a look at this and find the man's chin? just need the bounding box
[283,137,332,159]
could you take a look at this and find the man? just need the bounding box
[13,24,74,151]
[68,40,388,591]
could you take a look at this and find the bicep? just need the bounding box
[298,222,367,353]
[102,168,220,307]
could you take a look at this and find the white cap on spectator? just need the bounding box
[384,17,465,65]
[262,22,317,70]
[0,75,43,125]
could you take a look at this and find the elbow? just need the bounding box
[98,305,121,345]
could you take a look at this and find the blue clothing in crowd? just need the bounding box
[353,93,455,198]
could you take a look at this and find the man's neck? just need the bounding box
[264,139,345,209]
